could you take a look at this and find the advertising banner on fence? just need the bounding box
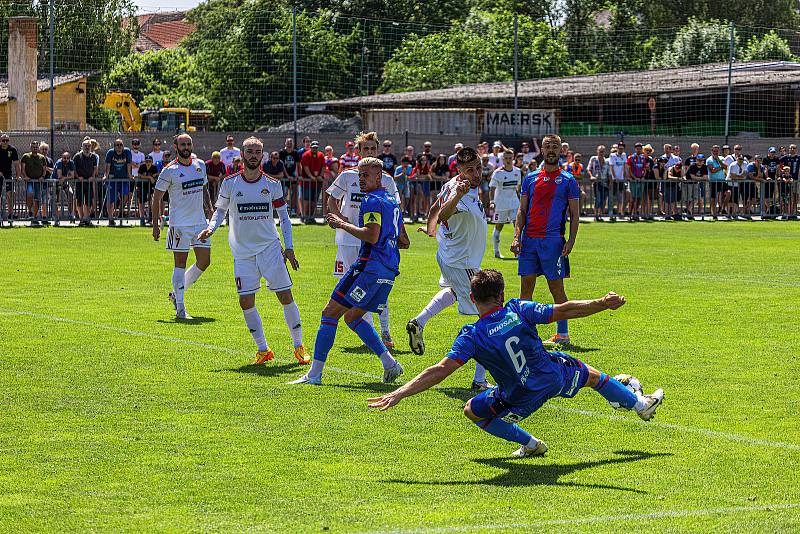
[483,109,558,136]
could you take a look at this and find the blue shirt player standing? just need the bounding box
[511,134,580,347]
[369,269,663,457]
[291,157,410,385]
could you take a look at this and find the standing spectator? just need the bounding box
[421,141,435,165]
[226,156,243,176]
[587,145,611,221]
[706,145,729,220]
[339,140,359,170]
[136,155,159,226]
[682,143,702,218]
[410,153,431,222]
[219,135,241,168]
[609,141,627,221]
[514,152,525,173]
[431,154,450,198]
[264,150,287,181]
[205,151,226,203]
[393,155,412,216]
[763,147,780,218]
[159,150,171,172]
[566,152,588,216]
[746,155,765,219]
[488,141,503,168]
[128,138,145,218]
[38,143,54,224]
[726,152,747,220]
[448,143,463,166]
[476,141,489,158]
[663,160,681,220]
[54,151,75,224]
[625,142,648,221]
[521,139,540,167]
[21,141,47,225]
[300,140,325,223]
[279,137,302,216]
[0,133,20,221]
[558,142,570,167]
[300,136,312,155]
[380,139,397,175]
[148,138,164,167]
[641,144,657,219]
[72,140,97,226]
[104,139,133,226]
[779,143,799,220]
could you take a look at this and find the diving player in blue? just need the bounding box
[291,157,410,385]
[369,269,664,457]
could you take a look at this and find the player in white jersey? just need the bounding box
[326,131,401,348]
[406,147,492,390]
[489,148,522,259]
[198,137,310,366]
[151,134,213,320]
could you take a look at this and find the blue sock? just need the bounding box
[347,316,388,357]
[557,319,568,336]
[594,372,637,409]
[311,316,339,369]
[477,418,534,447]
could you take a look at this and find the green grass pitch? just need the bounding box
[1,221,799,532]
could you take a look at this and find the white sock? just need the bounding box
[633,394,648,413]
[184,264,204,290]
[242,306,268,352]
[414,288,457,328]
[172,267,186,309]
[378,350,396,370]
[473,362,487,383]
[492,228,500,253]
[309,358,325,378]
[362,312,374,327]
[282,301,303,348]
[526,436,541,449]
[378,307,390,334]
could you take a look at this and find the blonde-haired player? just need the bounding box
[199,137,309,365]
[326,131,401,347]
[489,147,522,259]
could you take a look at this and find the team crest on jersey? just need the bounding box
[236,191,243,197]
[261,188,269,195]
[487,312,521,336]
[555,175,563,184]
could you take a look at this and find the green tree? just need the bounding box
[741,30,797,62]
[650,18,735,68]
[640,0,800,32]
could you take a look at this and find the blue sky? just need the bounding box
[136,0,202,13]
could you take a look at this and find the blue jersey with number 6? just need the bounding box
[446,299,571,403]
[358,188,404,275]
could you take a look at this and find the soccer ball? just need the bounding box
[608,374,643,410]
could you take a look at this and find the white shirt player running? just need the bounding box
[155,158,208,227]
[489,166,522,212]
[327,169,401,248]
[216,173,285,259]
[436,176,487,270]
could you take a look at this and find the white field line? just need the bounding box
[2,308,799,452]
[364,502,800,534]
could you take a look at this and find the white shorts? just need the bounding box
[234,245,293,296]
[166,224,210,252]
[436,253,479,315]
[492,208,518,224]
[333,244,360,277]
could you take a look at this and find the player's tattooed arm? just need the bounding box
[326,213,381,244]
[368,358,462,411]
[551,292,625,322]
[438,179,470,223]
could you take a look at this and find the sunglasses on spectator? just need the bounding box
[384,144,391,147]
[115,143,123,146]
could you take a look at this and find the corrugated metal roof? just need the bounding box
[0,72,90,104]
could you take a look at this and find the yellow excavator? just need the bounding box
[102,92,212,133]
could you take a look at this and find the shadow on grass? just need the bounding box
[386,450,671,492]
[340,344,413,356]
[326,382,397,394]
[436,387,477,404]
[557,344,600,354]
[156,316,216,325]
[216,362,301,378]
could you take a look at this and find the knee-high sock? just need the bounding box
[492,228,501,253]
[477,418,538,447]
[172,267,185,308]
[242,306,268,352]
[557,319,569,336]
[282,301,303,348]
[310,316,338,378]
[184,263,204,290]
[414,288,456,328]
[594,372,637,410]
[378,307,390,334]
[473,362,488,383]
[348,316,396,369]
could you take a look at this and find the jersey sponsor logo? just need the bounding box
[181,178,204,190]
[350,192,365,202]
[562,369,581,397]
[349,286,366,302]
[375,278,394,285]
[502,180,518,187]
[487,312,521,337]
[364,211,381,224]
[501,412,524,424]
[238,202,271,213]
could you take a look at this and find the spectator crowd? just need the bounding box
[1,132,798,226]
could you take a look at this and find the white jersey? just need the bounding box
[522,152,536,165]
[155,158,208,227]
[130,150,145,177]
[148,150,164,166]
[326,169,401,247]
[220,147,241,168]
[216,172,285,259]
[436,177,487,269]
[488,153,502,169]
[489,166,521,211]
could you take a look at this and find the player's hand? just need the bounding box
[152,224,160,241]
[601,291,626,310]
[283,248,300,270]
[367,393,402,411]
[562,238,575,257]
[326,212,344,229]
[197,227,213,241]
[455,178,470,196]
[417,226,434,237]
[510,237,521,257]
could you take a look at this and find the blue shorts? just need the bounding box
[413,181,430,196]
[470,352,588,423]
[331,262,396,313]
[26,181,45,202]
[518,236,570,280]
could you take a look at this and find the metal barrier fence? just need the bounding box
[2,176,798,226]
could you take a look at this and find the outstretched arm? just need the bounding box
[550,292,625,323]
[368,357,463,411]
